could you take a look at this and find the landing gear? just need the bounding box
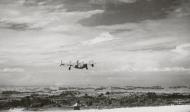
[69,66,71,70]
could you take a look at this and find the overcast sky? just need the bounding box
[0,0,190,87]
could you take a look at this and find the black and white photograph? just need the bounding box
[0,0,190,112]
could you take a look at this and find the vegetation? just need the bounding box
[1,90,190,110]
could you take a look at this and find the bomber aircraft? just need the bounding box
[60,60,95,70]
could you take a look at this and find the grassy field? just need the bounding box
[1,86,190,111]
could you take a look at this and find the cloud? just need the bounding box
[79,0,178,26]
[0,20,39,31]
[0,0,190,86]
[172,43,190,56]
[82,32,115,45]
[171,43,190,64]
[169,0,190,17]
[114,66,190,72]
[0,1,104,31]
[42,10,104,32]
[118,0,137,3]
[0,68,25,72]
[89,0,137,5]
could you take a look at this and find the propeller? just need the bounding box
[89,60,95,67]
[60,60,64,66]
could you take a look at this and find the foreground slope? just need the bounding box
[8,105,190,112]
